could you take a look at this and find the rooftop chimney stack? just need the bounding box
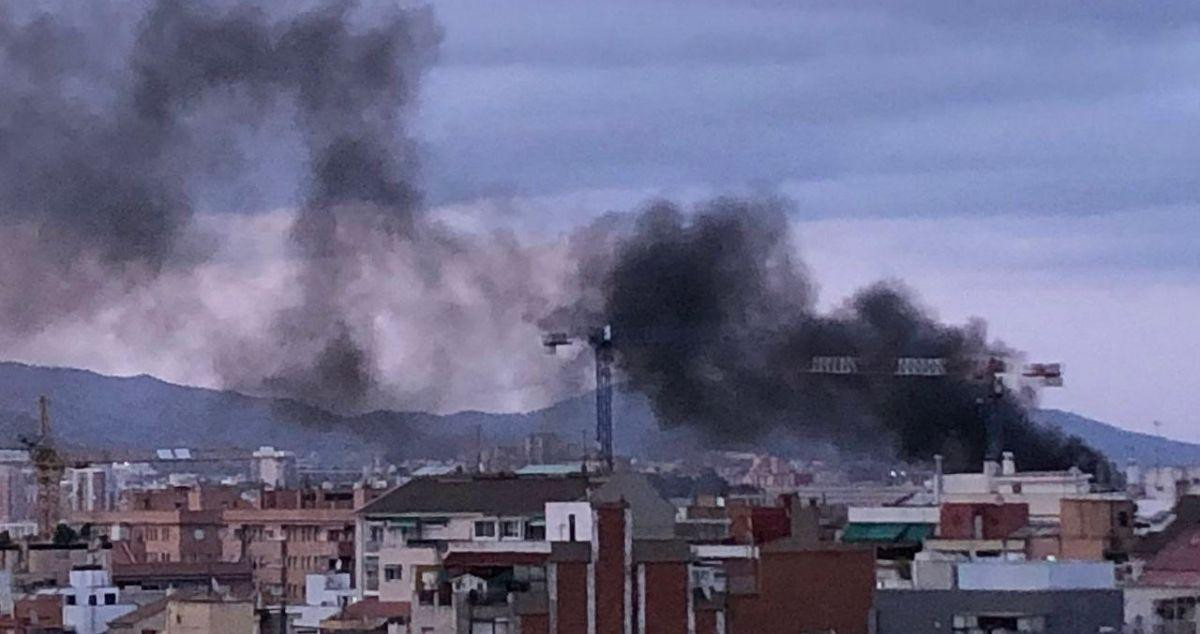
[1001,451,1016,476]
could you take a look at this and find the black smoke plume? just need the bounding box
[548,197,1113,477]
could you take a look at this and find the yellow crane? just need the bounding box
[20,396,64,540]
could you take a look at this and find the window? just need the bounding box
[385,564,402,582]
[953,614,1045,633]
[369,525,385,543]
[104,593,116,605]
[500,519,522,539]
[525,522,546,541]
[364,557,380,592]
[474,521,496,539]
[88,595,97,606]
[65,595,76,606]
[1118,511,1130,527]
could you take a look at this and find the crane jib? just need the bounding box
[807,356,947,376]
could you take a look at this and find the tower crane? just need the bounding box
[542,320,1063,473]
[543,326,613,471]
[11,397,265,540]
[20,396,64,540]
[806,355,1063,461]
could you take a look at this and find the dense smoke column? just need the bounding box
[263,3,438,411]
[575,196,1111,475]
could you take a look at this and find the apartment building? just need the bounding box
[222,507,356,604]
[73,509,224,564]
[354,472,877,633]
[875,560,1123,633]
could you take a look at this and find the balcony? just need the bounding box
[445,541,551,555]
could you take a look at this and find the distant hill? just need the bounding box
[1032,409,1200,467]
[0,361,676,462]
[1,361,1194,467]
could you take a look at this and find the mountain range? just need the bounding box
[0,361,1194,468]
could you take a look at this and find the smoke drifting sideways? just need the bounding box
[546,197,1114,477]
[0,1,451,411]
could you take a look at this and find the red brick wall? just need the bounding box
[939,502,1029,539]
[745,507,790,545]
[726,549,875,634]
[554,561,589,634]
[694,608,719,634]
[594,504,628,634]
[521,613,550,634]
[642,562,688,634]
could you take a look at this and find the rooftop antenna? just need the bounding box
[475,424,484,473]
[1153,420,1163,490]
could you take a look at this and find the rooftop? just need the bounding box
[360,474,590,516]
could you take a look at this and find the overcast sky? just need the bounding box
[413,1,1200,440]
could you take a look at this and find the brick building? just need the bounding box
[356,472,877,633]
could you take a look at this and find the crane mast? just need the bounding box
[544,325,615,472]
[27,396,65,540]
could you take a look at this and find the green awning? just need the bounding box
[899,523,934,542]
[388,517,420,528]
[842,522,933,544]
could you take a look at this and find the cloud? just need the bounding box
[418,0,1200,222]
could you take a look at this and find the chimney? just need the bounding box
[933,454,944,505]
[1001,452,1016,476]
[1125,458,1141,491]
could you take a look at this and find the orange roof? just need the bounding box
[339,598,411,620]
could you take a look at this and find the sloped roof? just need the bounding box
[360,474,590,516]
[112,561,252,583]
[107,594,176,629]
[1146,526,1200,573]
[341,598,411,620]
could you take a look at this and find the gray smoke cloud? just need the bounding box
[0,1,462,412]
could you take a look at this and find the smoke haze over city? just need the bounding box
[1,0,1195,448]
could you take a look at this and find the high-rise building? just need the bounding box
[252,447,297,489]
[68,467,109,513]
[0,465,31,523]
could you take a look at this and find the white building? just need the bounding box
[356,474,601,633]
[288,572,355,633]
[253,446,297,488]
[938,452,1094,519]
[50,567,138,634]
[69,467,109,513]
